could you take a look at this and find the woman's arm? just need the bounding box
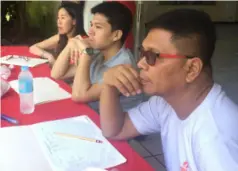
[29,34,59,63]
[51,42,76,80]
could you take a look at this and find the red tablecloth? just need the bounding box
[0,46,154,171]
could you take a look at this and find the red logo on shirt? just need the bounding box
[180,161,189,171]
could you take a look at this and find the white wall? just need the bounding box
[84,1,103,34]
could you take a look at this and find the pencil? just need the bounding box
[55,132,103,144]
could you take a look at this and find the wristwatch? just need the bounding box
[81,47,94,57]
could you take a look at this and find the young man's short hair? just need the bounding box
[91,1,133,45]
[147,9,216,68]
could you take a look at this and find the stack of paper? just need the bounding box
[0,115,127,171]
[0,55,48,67]
[9,77,71,104]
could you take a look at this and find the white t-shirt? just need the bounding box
[128,83,238,171]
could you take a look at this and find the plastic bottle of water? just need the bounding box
[18,66,35,114]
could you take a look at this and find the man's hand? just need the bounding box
[67,35,91,65]
[103,64,142,97]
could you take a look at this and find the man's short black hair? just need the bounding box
[91,1,133,44]
[147,9,216,67]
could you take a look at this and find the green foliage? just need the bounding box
[1,2,17,26]
[26,1,60,37]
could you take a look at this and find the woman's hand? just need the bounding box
[41,51,55,64]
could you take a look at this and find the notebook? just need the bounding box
[0,115,126,171]
[0,55,48,67]
[9,77,71,104]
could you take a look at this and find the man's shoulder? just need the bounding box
[211,88,238,140]
[200,83,238,121]
[148,95,170,108]
[105,48,136,67]
[127,95,174,134]
[128,95,173,116]
[194,83,238,145]
[115,48,135,64]
[141,95,169,107]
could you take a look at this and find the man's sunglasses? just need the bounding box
[139,47,194,66]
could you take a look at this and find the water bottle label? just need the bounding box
[19,79,33,93]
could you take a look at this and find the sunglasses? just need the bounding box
[139,47,194,66]
[5,55,29,62]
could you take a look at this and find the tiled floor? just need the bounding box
[144,157,166,171]
[128,24,238,171]
[139,134,163,156]
[128,134,166,170]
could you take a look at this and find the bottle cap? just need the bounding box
[21,66,29,71]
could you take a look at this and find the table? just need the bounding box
[0,46,154,171]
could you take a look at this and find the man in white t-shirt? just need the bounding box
[99,9,238,171]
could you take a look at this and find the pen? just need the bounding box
[55,132,103,144]
[1,114,19,125]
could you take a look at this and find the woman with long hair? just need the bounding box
[29,1,86,65]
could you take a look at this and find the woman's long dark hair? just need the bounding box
[55,1,87,57]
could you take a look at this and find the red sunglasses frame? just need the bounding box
[139,48,194,66]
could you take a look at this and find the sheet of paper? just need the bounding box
[9,77,71,104]
[1,55,48,67]
[31,115,127,171]
[0,126,52,171]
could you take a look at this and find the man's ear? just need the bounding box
[112,30,123,42]
[184,57,203,83]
